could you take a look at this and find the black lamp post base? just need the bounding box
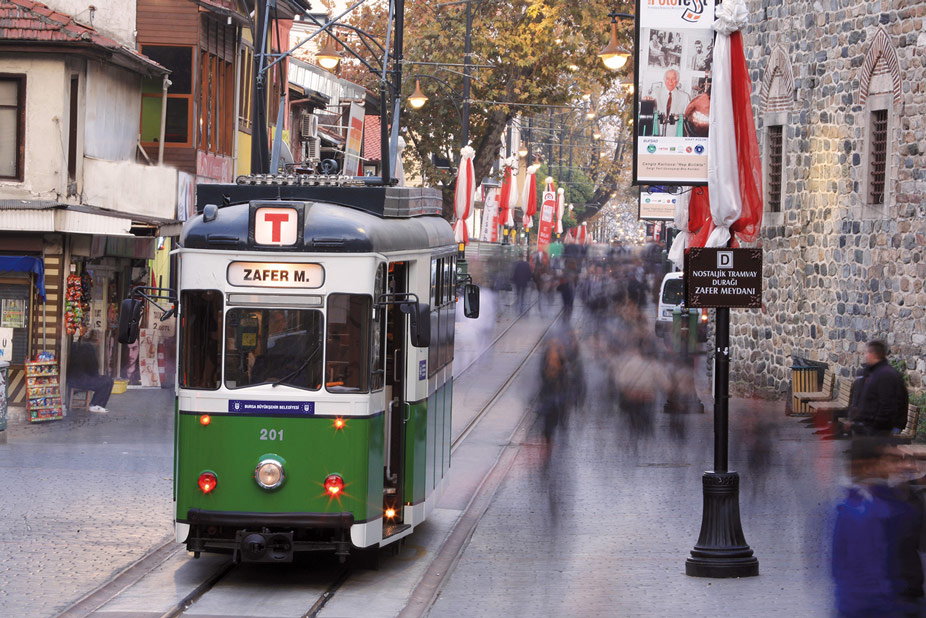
[685,471,759,578]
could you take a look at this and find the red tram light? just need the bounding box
[200,415,212,426]
[324,474,344,497]
[333,417,346,430]
[198,471,218,494]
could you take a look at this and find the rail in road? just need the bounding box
[59,300,557,618]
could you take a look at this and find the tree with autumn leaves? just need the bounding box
[335,0,634,222]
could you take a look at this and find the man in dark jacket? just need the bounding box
[511,258,533,313]
[68,330,113,413]
[853,340,908,436]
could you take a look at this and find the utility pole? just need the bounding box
[251,0,271,174]
[461,0,472,147]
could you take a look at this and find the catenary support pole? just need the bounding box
[461,0,472,147]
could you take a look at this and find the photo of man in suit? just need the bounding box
[643,69,691,136]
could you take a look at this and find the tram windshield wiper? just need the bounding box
[271,344,321,387]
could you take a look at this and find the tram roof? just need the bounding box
[182,184,455,254]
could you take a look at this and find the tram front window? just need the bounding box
[225,308,323,390]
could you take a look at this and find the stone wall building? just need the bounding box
[731,0,926,397]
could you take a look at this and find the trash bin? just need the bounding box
[0,360,9,435]
[790,357,827,416]
[672,308,699,355]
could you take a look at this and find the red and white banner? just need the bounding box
[454,146,475,245]
[498,167,512,230]
[522,164,538,229]
[703,0,763,248]
[480,188,500,242]
[536,178,557,251]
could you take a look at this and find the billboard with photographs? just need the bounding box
[633,0,715,185]
[639,185,686,220]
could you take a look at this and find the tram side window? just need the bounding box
[326,294,371,393]
[224,308,323,390]
[371,265,386,391]
[428,258,440,374]
[179,290,222,389]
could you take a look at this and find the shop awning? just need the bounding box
[0,256,45,301]
[0,201,135,236]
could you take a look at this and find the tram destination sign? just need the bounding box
[227,262,324,288]
[684,248,762,309]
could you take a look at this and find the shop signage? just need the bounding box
[684,248,762,309]
[0,327,12,361]
[227,262,325,288]
[633,0,715,185]
[344,102,365,177]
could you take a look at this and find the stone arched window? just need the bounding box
[760,46,795,114]
[857,28,901,214]
[760,46,794,218]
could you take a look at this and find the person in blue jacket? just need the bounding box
[832,437,924,617]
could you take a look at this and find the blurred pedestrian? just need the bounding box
[848,341,909,437]
[556,274,575,319]
[831,438,924,617]
[537,333,568,444]
[68,330,113,413]
[512,258,533,313]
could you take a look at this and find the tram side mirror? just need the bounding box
[117,298,144,344]
[402,301,431,348]
[463,284,480,319]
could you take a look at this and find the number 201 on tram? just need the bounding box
[120,181,479,562]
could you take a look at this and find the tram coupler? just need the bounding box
[335,531,351,564]
[233,530,294,563]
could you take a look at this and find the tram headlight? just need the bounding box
[255,459,285,490]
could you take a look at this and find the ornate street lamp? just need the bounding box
[408,79,428,109]
[316,35,342,70]
[598,11,633,70]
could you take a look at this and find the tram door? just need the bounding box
[383,262,407,526]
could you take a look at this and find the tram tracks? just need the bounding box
[61,299,555,618]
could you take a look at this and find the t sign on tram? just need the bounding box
[255,207,298,245]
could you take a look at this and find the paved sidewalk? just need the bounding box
[429,308,845,617]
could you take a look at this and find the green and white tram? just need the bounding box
[123,177,478,562]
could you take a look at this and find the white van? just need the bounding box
[654,272,708,341]
[655,272,684,338]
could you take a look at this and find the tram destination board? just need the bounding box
[684,248,762,309]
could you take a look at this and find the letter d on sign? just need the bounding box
[717,251,733,269]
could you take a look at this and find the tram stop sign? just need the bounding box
[684,248,762,309]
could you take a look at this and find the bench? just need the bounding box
[807,379,853,418]
[793,370,835,412]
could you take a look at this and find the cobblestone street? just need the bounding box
[0,388,175,617]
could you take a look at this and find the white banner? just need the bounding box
[634,0,715,185]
